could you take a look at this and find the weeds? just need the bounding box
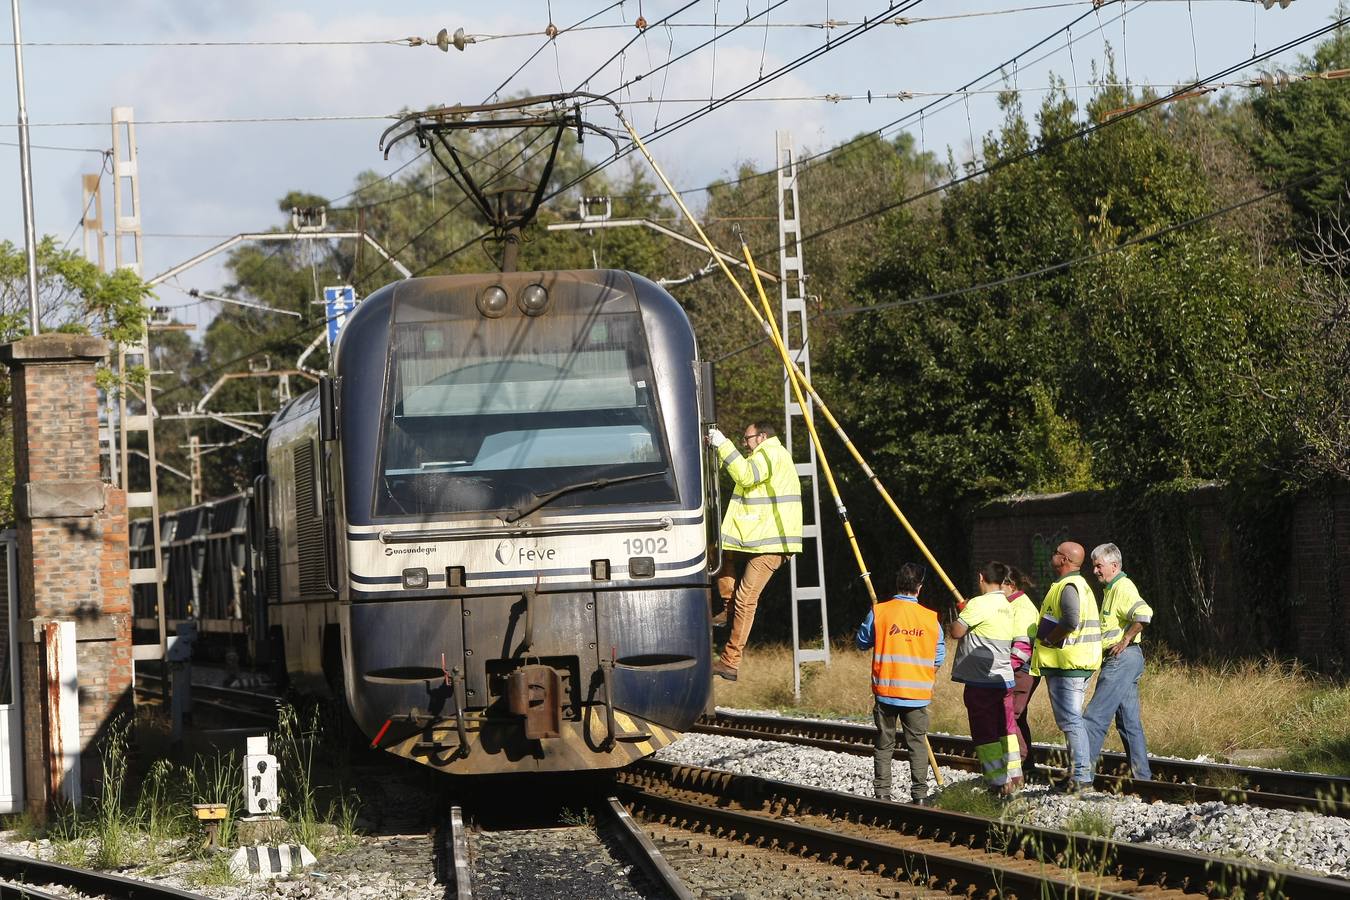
[1062,807,1114,838]
[186,751,242,851]
[1,810,43,842]
[136,759,184,845]
[274,703,324,846]
[327,790,362,849]
[559,806,596,827]
[90,718,142,869]
[932,780,1007,818]
[186,850,238,888]
[10,701,365,881]
[269,701,366,849]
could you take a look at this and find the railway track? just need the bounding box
[698,711,1350,818]
[616,759,1350,899]
[446,795,694,899]
[0,852,212,899]
[134,672,281,724]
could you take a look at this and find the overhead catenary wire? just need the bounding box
[333,0,625,211]
[568,0,1128,205]
[4,0,1242,49]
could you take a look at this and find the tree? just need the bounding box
[0,237,153,520]
[1248,21,1350,241]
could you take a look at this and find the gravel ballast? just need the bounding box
[655,730,1350,880]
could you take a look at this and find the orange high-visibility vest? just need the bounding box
[871,600,940,702]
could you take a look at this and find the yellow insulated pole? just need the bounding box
[615,113,968,613]
[738,233,876,605]
[740,236,945,788]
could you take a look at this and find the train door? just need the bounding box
[0,532,24,812]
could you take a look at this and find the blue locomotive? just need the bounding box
[254,269,716,774]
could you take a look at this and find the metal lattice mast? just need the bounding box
[776,131,830,700]
[112,106,169,670]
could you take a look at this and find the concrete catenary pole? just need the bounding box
[9,0,39,334]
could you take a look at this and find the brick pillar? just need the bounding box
[1,335,131,816]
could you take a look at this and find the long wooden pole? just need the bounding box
[616,113,968,612]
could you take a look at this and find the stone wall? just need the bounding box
[1286,482,1350,672]
[970,481,1349,669]
[2,334,131,813]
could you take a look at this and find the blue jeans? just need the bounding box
[1044,674,1092,784]
[1084,644,1151,779]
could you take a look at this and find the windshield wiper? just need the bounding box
[502,470,668,523]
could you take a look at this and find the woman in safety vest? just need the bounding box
[949,561,1024,795]
[1003,566,1040,764]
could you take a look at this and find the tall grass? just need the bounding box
[10,703,366,876]
[715,643,1350,773]
[185,751,242,851]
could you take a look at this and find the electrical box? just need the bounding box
[244,735,278,815]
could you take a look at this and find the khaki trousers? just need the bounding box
[716,551,787,669]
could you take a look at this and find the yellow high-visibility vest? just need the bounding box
[717,436,802,554]
[1101,573,1152,645]
[1032,573,1102,673]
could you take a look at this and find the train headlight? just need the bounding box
[477,285,509,318]
[518,283,549,316]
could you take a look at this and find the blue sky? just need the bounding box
[0,1,1339,332]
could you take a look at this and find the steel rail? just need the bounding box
[0,853,212,899]
[602,797,695,900]
[619,760,1350,899]
[449,806,473,900]
[694,718,1350,818]
[701,711,1350,814]
[134,673,281,724]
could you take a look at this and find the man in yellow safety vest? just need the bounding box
[1084,542,1154,779]
[706,422,803,681]
[1031,541,1102,794]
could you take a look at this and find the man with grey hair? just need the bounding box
[1083,542,1154,779]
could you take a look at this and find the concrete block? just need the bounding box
[235,815,288,845]
[0,334,107,365]
[17,481,106,519]
[228,843,316,879]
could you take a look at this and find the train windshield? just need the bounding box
[374,283,677,517]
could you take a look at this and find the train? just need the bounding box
[135,269,718,775]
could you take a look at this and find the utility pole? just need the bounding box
[776,131,830,700]
[83,171,120,487]
[112,106,170,678]
[188,435,201,506]
[9,0,39,334]
[82,173,106,270]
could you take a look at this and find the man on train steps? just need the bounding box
[706,422,802,681]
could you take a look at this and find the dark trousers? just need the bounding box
[873,701,931,799]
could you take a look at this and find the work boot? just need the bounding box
[1049,779,1085,797]
[874,788,893,802]
[712,660,738,681]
